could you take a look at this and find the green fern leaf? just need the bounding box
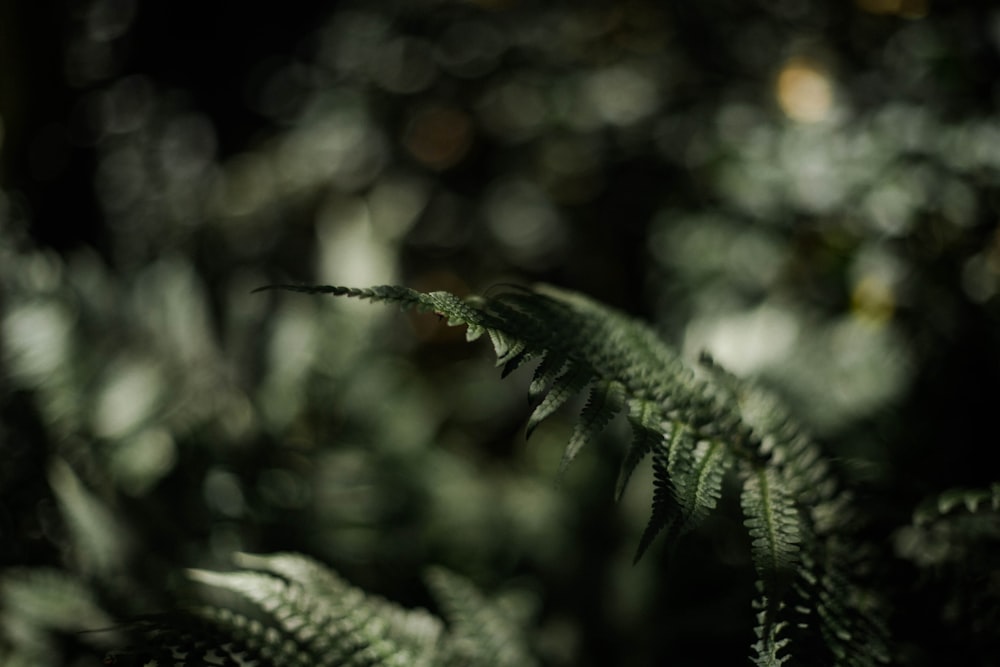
[527,353,568,401]
[914,483,1000,525]
[525,363,594,438]
[631,421,733,562]
[185,552,440,667]
[684,438,732,525]
[742,468,802,577]
[255,283,430,311]
[803,548,890,667]
[229,552,442,659]
[750,584,792,667]
[742,471,806,667]
[425,567,538,667]
[559,379,626,475]
[487,328,527,367]
[259,282,886,665]
[615,399,662,500]
[109,553,542,667]
[633,443,683,563]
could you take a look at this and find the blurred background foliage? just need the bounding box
[1,0,999,665]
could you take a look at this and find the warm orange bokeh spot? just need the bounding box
[776,58,834,123]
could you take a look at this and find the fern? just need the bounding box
[912,483,1000,527]
[108,552,534,667]
[560,379,626,475]
[893,483,1000,660]
[257,282,889,664]
[425,566,538,667]
[742,467,802,576]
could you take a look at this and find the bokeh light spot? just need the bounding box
[403,106,473,170]
[110,428,177,496]
[93,359,164,439]
[776,58,834,123]
[368,173,430,239]
[204,469,246,518]
[856,0,928,19]
[852,275,896,323]
[478,74,548,141]
[258,468,310,510]
[210,152,275,218]
[585,64,659,126]
[97,75,153,135]
[3,300,74,385]
[371,37,437,94]
[484,180,566,269]
[685,305,800,375]
[436,20,506,78]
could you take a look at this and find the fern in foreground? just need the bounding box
[107,552,535,667]
[257,282,889,665]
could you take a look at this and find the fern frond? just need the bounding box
[525,363,594,438]
[742,467,806,666]
[105,610,278,667]
[260,283,886,664]
[913,483,1000,525]
[254,283,429,310]
[621,409,699,563]
[685,438,732,524]
[894,483,1000,663]
[616,399,661,499]
[633,440,683,563]
[109,553,541,667]
[187,553,439,667]
[742,468,802,577]
[802,547,890,667]
[425,567,538,667]
[560,379,626,475]
[261,282,748,507]
[527,352,567,402]
[750,582,792,667]
[228,552,442,659]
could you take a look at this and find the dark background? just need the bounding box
[2,1,999,665]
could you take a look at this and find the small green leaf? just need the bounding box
[742,468,802,577]
[525,363,593,438]
[559,380,626,476]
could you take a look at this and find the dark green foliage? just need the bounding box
[425,566,539,667]
[258,282,890,665]
[4,2,999,665]
[742,468,801,576]
[108,552,533,667]
[894,483,1000,661]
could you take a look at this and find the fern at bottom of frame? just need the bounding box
[107,551,537,667]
